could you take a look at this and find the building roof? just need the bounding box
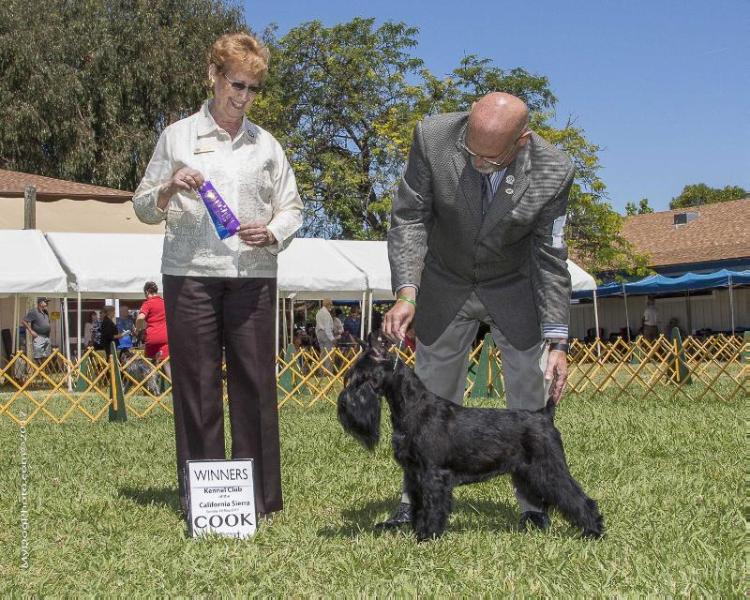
[0,168,132,202]
[621,198,750,267]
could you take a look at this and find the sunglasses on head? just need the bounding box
[222,71,262,94]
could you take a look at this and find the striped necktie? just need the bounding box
[482,170,505,215]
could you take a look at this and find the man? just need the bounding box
[99,305,119,362]
[315,298,337,370]
[642,296,659,341]
[343,306,362,339]
[22,297,52,365]
[383,92,574,531]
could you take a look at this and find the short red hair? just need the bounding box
[209,32,269,83]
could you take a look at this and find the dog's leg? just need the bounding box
[407,468,452,542]
[513,463,604,538]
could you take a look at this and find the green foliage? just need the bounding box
[669,183,747,209]
[0,392,743,595]
[252,18,427,239]
[0,0,245,190]
[625,198,654,215]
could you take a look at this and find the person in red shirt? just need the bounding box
[137,281,170,376]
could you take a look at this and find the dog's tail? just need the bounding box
[542,396,556,420]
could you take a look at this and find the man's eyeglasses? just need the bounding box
[222,72,262,95]
[458,128,529,168]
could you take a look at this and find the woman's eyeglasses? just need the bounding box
[222,72,262,95]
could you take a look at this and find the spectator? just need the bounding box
[136,282,170,374]
[315,299,336,369]
[99,306,118,361]
[343,306,361,339]
[22,297,52,365]
[84,310,102,349]
[333,308,345,341]
[642,297,659,341]
[116,305,135,360]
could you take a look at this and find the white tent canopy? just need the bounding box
[567,259,597,293]
[277,238,368,300]
[45,232,164,298]
[0,229,67,294]
[330,240,394,300]
[1,232,598,300]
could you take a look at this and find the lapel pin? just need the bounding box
[505,188,514,194]
[505,175,515,185]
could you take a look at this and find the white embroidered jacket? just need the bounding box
[133,102,303,278]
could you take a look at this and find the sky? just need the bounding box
[242,0,750,214]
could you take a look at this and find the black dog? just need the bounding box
[337,333,604,542]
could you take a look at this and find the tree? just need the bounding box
[625,198,654,215]
[669,184,747,209]
[253,18,428,239]
[0,0,245,190]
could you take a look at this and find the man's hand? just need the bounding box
[239,220,276,247]
[545,349,568,404]
[383,298,415,341]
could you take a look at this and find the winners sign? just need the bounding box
[187,459,256,539]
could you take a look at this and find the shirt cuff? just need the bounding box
[132,186,168,224]
[542,324,568,340]
[395,284,419,295]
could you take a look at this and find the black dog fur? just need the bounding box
[337,333,604,542]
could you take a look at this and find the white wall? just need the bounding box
[570,288,750,339]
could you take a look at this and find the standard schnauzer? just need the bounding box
[337,333,604,542]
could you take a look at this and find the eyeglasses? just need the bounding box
[222,72,262,95]
[458,128,530,168]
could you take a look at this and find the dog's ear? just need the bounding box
[367,330,391,360]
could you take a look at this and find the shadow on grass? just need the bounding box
[318,495,519,538]
[118,485,182,515]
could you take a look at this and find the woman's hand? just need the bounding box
[239,220,277,247]
[157,167,205,209]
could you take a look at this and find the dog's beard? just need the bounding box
[337,385,381,450]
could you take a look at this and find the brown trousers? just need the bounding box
[163,275,282,516]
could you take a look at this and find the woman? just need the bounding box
[133,32,303,519]
[136,282,169,364]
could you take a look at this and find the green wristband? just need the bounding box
[397,296,416,307]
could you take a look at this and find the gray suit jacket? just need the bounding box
[387,112,574,349]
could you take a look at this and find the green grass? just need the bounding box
[0,389,744,596]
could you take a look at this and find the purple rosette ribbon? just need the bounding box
[198,181,240,240]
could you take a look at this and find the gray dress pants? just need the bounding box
[409,291,551,513]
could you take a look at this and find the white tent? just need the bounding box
[330,240,394,301]
[566,258,600,338]
[0,229,67,294]
[45,232,164,298]
[277,238,368,300]
[0,232,599,357]
[567,259,596,293]
[45,232,164,360]
[0,229,68,355]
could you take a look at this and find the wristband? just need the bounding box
[548,341,569,354]
[397,296,416,307]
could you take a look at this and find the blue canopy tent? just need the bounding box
[573,269,750,339]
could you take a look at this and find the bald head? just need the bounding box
[465,92,530,172]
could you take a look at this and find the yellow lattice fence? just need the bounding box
[2,334,747,424]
